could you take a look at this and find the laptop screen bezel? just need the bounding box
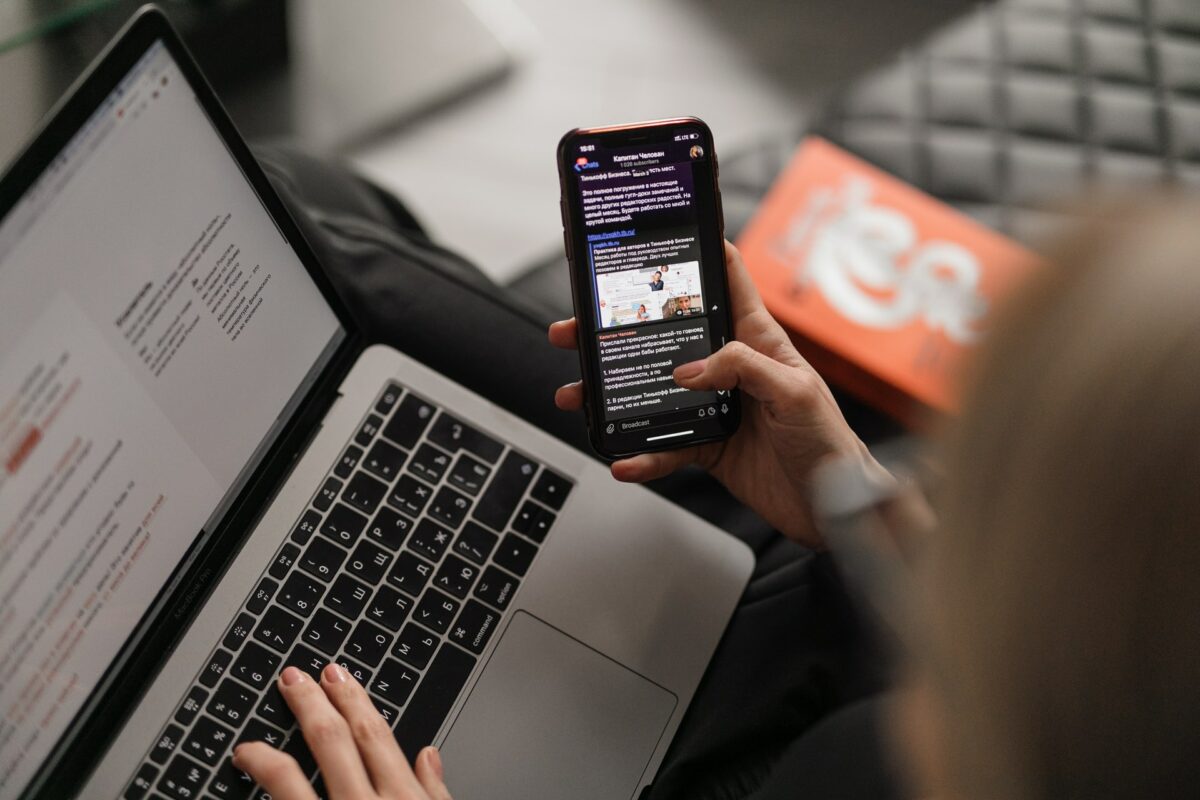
[0,7,367,797]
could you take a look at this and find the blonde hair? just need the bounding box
[925,198,1200,799]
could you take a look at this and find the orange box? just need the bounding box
[736,136,1040,426]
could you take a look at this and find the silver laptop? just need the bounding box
[0,8,751,800]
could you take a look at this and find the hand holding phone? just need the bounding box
[556,117,740,458]
[550,241,888,548]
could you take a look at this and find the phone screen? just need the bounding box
[559,119,739,457]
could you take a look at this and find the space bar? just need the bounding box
[395,643,477,763]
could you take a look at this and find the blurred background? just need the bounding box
[0,0,973,284]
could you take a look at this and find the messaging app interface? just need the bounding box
[567,130,722,433]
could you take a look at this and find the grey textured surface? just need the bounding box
[513,0,1200,322]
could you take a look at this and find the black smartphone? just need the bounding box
[557,117,741,459]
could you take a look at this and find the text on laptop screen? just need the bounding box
[0,41,343,796]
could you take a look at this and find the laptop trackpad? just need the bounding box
[438,611,677,800]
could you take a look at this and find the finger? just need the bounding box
[723,241,768,322]
[554,381,584,411]
[548,319,579,350]
[673,341,810,411]
[318,663,421,797]
[610,444,716,483]
[721,241,800,360]
[233,741,318,800]
[278,666,375,799]
[415,746,453,800]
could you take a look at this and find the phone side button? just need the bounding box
[562,229,573,260]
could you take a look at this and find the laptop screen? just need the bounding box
[0,41,344,796]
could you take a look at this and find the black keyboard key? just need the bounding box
[302,609,352,656]
[125,763,158,799]
[362,439,406,483]
[408,519,453,562]
[346,539,393,584]
[366,586,413,631]
[277,571,325,619]
[474,565,520,612]
[428,486,471,529]
[238,717,285,748]
[269,544,300,580]
[530,468,572,510]
[323,573,371,619]
[230,642,281,690]
[395,645,476,762]
[447,453,490,496]
[175,686,209,727]
[222,613,256,652]
[336,656,373,686]
[314,477,343,511]
[284,643,329,680]
[319,503,368,548]
[472,451,537,532]
[367,506,414,551]
[291,509,322,545]
[150,723,185,765]
[414,589,459,635]
[253,606,304,654]
[334,445,363,480]
[383,394,436,449]
[387,475,434,518]
[343,471,388,514]
[512,500,555,543]
[344,619,393,667]
[407,443,452,484]
[256,685,294,729]
[528,507,555,543]
[299,537,347,583]
[371,658,420,707]
[449,600,499,654]
[434,555,479,599]
[200,649,233,689]
[371,696,400,727]
[427,413,503,463]
[355,414,384,447]
[493,533,537,577]
[511,500,537,535]
[376,383,402,415]
[246,578,276,615]
[282,733,318,777]
[183,716,234,766]
[453,521,498,565]
[208,679,256,727]
[207,758,254,800]
[392,623,438,670]
[158,754,209,800]
[388,551,434,596]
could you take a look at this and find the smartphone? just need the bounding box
[557,117,741,459]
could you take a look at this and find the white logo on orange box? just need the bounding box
[775,177,987,344]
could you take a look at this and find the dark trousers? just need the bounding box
[256,145,902,800]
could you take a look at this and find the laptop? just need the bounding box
[0,7,752,800]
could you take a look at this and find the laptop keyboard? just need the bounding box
[122,382,573,800]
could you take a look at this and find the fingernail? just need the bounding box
[280,666,304,686]
[323,663,347,683]
[427,746,444,780]
[231,744,244,765]
[674,359,706,380]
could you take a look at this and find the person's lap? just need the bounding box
[255,144,899,800]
